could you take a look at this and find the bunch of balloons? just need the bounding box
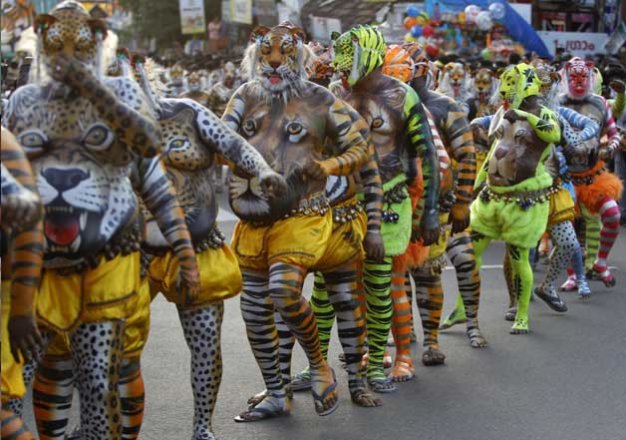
[462,1,507,31]
[404,5,434,40]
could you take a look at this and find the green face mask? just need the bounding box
[498,63,540,109]
[331,25,386,87]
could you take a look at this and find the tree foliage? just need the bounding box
[118,0,221,48]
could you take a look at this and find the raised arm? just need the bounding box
[51,54,161,158]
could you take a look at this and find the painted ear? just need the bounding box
[250,26,270,42]
[330,31,341,41]
[290,27,306,43]
[88,19,108,39]
[34,14,56,33]
[585,60,595,69]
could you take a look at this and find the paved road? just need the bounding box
[23,195,626,440]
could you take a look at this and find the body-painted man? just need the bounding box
[443,64,561,334]
[3,2,164,437]
[165,63,185,98]
[135,54,288,438]
[222,22,370,419]
[463,62,600,317]
[329,26,440,391]
[467,67,498,122]
[248,45,387,407]
[559,57,622,288]
[387,43,485,372]
[1,126,44,440]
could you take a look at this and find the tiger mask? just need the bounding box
[243,22,310,99]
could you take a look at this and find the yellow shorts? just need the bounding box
[37,253,142,333]
[231,211,333,271]
[1,281,26,402]
[46,278,151,359]
[149,244,242,309]
[548,187,576,228]
[314,209,367,272]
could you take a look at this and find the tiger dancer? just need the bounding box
[222,22,370,420]
[329,26,440,392]
[3,2,166,438]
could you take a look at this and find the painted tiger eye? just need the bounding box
[287,122,302,134]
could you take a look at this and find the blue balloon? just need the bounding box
[406,5,420,18]
[411,25,423,37]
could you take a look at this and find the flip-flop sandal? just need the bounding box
[247,389,268,406]
[350,387,383,407]
[389,360,415,382]
[534,287,568,313]
[234,397,290,423]
[311,368,339,416]
[290,370,312,391]
[368,377,397,393]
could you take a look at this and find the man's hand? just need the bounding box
[450,204,470,234]
[259,170,288,200]
[418,210,440,245]
[177,262,201,306]
[504,109,524,123]
[303,158,331,181]
[363,231,385,262]
[1,190,42,231]
[8,313,44,362]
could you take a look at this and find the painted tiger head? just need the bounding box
[498,63,540,110]
[186,71,203,91]
[1,0,35,47]
[382,45,414,84]
[243,21,308,97]
[563,57,594,100]
[331,25,386,88]
[474,68,495,98]
[34,1,107,69]
[443,62,467,97]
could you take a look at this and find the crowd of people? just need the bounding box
[1,1,625,439]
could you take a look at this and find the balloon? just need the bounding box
[416,12,430,25]
[488,2,506,21]
[476,11,493,31]
[406,5,420,18]
[464,5,480,23]
[425,44,439,58]
[457,12,466,25]
[404,17,418,30]
[422,25,435,38]
[481,48,492,61]
[404,32,418,43]
[411,25,423,38]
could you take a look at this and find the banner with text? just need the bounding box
[179,0,206,34]
[538,31,609,57]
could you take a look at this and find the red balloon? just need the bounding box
[422,25,435,37]
[425,43,439,57]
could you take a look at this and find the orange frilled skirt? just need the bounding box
[572,161,624,214]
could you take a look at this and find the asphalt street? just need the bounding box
[23,193,626,440]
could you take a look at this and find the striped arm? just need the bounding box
[557,106,599,143]
[602,100,621,152]
[135,157,197,276]
[404,87,440,229]
[358,141,384,232]
[444,104,476,207]
[320,99,370,177]
[1,127,43,317]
